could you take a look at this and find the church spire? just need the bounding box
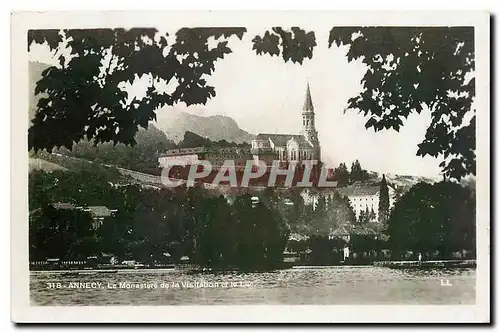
[303,82,314,112]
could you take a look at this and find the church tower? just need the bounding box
[301,83,320,161]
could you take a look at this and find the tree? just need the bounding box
[230,194,289,267]
[333,163,350,187]
[387,181,475,259]
[378,174,390,224]
[178,131,212,149]
[311,194,328,234]
[329,27,475,181]
[357,209,368,225]
[195,196,235,266]
[368,207,377,223]
[349,160,368,183]
[52,124,176,175]
[29,204,96,260]
[326,191,356,227]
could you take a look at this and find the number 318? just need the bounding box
[46,282,62,289]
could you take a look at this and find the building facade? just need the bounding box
[300,181,396,223]
[251,84,321,165]
[337,181,396,220]
[158,147,252,171]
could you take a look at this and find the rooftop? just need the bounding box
[50,202,75,210]
[159,147,206,157]
[82,206,117,218]
[337,185,380,197]
[255,134,313,148]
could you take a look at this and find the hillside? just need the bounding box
[154,108,255,144]
[29,158,67,173]
[52,123,176,175]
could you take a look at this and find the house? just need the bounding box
[49,202,76,210]
[47,203,117,229]
[82,206,118,229]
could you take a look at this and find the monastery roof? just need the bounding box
[337,184,380,197]
[255,134,313,148]
[159,147,206,157]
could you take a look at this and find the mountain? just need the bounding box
[365,171,441,191]
[154,108,255,144]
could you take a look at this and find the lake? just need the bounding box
[30,266,476,305]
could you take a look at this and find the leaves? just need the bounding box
[28,29,63,50]
[378,175,390,225]
[28,27,247,152]
[329,27,475,180]
[387,181,475,256]
[252,27,316,64]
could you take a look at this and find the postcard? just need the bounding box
[11,10,490,323]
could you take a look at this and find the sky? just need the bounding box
[29,27,444,177]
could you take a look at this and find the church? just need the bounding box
[251,84,321,165]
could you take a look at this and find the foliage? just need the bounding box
[252,27,316,64]
[54,124,176,174]
[333,162,350,187]
[29,205,96,260]
[326,191,357,227]
[349,159,369,183]
[378,174,390,224]
[306,235,346,265]
[329,27,475,180]
[29,170,290,268]
[28,28,246,152]
[29,168,475,265]
[178,131,250,149]
[306,191,356,235]
[387,181,475,258]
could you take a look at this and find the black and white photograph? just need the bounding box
[10,10,490,323]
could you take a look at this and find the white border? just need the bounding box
[11,10,490,323]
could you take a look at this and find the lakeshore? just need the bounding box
[30,259,477,273]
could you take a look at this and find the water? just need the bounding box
[30,266,476,305]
